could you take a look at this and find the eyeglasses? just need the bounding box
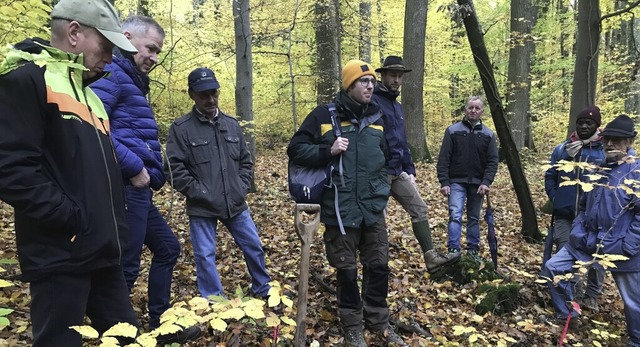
[357,77,376,87]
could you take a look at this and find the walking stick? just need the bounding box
[293,203,321,347]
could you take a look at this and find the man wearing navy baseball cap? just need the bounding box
[165,67,272,300]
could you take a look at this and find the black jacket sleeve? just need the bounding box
[0,65,79,230]
[287,106,333,167]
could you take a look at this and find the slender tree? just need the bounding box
[359,1,371,62]
[234,0,256,189]
[505,0,534,150]
[456,0,541,242]
[567,0,600,136]
[402,0,431,162]
[314,0,340,109]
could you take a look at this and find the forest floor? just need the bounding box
[0,146,629,346]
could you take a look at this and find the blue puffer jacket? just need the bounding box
[372,83,415,176]
[566,151,640,272]
[544,133,605,220]
[90,54,165,190]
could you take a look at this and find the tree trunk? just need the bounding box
[233,0,256,191]
[359,1,371,62]
[314,0,340,109]
[376,0,387,65]
[505,0,534,150]
[403,0,432,162]
[137,0,149,16]
[456,0,542,242]
[567,0,600,136]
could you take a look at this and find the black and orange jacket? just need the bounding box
[0,38,129,281]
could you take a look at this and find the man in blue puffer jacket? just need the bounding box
[543,106,606,311]
[545,115,640,345]
[91,16,199,343]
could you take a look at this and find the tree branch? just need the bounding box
[601,0,640,23]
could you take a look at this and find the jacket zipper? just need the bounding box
[69,67,123,264]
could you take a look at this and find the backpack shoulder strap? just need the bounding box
[326,103,342,137]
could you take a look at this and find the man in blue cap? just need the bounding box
[165,67,272,300]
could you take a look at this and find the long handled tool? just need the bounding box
[293,203,321,347]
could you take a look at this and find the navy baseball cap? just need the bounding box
[188,67,220,92]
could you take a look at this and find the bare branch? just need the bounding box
[601,0,640,23]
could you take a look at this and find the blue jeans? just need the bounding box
[546,247,640,346]
[446,183,484,251]
[122,186,180,329]
[189,209,271,299]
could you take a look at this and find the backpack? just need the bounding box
[288,103,343,204]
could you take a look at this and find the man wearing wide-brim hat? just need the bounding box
[373,56,461,274]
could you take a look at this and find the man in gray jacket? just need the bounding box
[165,67,271,299]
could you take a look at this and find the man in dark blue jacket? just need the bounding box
[545,115,640,342]
[436,97,499,259]
[91,16,199,343]
[372,56,459,273]
[543,106,606,311]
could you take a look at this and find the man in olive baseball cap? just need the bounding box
[51,0,137,53]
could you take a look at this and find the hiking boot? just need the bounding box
[582,296,599,313]
[384,325,409,347]
[425,249,461,273]
[156,326,201,346]
[344,328,366,347]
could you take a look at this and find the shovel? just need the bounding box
[293,203,321,347]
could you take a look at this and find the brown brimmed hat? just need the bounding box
[375,56,412,73]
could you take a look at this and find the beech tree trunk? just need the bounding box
[359,1,371,62]
[234,0,256,190]
[456,0,542,242]
[314,0,340,109]
[505,0,534,150]
[402,0,431,162]
[567,0,600,136]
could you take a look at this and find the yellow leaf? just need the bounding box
[497,340,507,347]
[69,325,99,339]
[0,279,12,288]
[591,319,609,326]
[504,336,517,342]
[268,293,280,307]
[209,318,228,332]
[135,332,157,347]
[593,341,602,347]
[602,254,629,262]
[310,340,320,347]
[281,295,294,308]
[244,304,266,319]
[266,312,280,327]
[579,182,594,192]
[98,336,120,347]
[559,180,577,187]
[155,322,181,336]
[219,307,245,320]
[469,333,479,342]
[281,316,297,326]
[103,322,137,338]
[188,297,210,311]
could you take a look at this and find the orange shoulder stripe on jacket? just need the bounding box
[46,85,107,135]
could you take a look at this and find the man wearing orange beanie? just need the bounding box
[288,60,407,346]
